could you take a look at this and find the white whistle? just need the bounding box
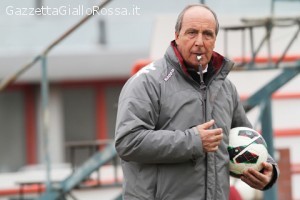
[197,55,202,61]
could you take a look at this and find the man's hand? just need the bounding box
[196,119,223,152]
[241,162,273,190]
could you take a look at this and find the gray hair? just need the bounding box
[175,4,220,35]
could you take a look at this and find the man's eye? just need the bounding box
[203,32,214,39]
[187,31,197,36]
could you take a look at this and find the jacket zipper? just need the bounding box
[198,64,207,121]
[199,64,224,200]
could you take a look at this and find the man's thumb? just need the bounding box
[200,119,215,130]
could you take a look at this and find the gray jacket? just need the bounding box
[115,43,277,200]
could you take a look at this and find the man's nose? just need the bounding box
[195,34,204,46]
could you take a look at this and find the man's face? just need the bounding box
[175,6,217,70]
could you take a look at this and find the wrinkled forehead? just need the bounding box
[181,6,217,31]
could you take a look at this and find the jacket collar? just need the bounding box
[169,40,234,80]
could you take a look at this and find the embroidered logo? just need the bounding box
[164,68,175,81]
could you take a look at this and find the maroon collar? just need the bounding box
[170,40,224,74]
[211,51,224,72]
[171,40,188,75]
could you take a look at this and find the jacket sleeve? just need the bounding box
[230,81,252,129]
[114,74,203,164]
[230,80,279,189]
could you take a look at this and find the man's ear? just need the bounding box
[175,32,179,40]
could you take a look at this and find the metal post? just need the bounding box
[98,18,107,45]
[271,0,275,16]
[249,27,255,65]
[41,55,52,191]
[35,0,43,10]
[224,29,228,57]
[242,29,245,64]
[266,22,273,67]
[261,98,277,200]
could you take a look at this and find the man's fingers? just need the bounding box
[209,135,222,146]
[244,168,264,182]
[262,162,273,175]
[206,128,223,136]
[206,133,223,143]
[202,133,223,152]
[197,120,223,153]
[241,164,273,190]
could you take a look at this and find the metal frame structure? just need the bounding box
[0,0,113,199]
[38,143,118,200]
[216,2,300,200]
[222,16,300,69]
[243,63,300,200]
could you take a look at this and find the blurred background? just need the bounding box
[0,0,300,199]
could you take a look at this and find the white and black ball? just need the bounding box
[228,127,268,175]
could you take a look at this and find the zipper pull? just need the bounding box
[197,55,206,91]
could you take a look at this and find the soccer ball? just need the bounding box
[228,127,268,175]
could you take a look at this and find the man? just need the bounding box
[115,4,279,200]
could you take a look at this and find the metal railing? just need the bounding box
[38,142,119,200]
[0,0,112,91]
[0,0,112,196]
[242,63,300,200]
